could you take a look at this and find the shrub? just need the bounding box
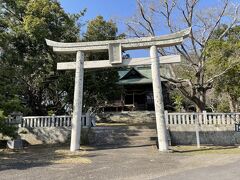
[0,116,18,139]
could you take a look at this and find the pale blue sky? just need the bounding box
[59,0,146,57]
[59,0,137,34]
[58,0,238,57]
[59,0,236,34]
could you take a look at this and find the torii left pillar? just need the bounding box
[70,51,84,151]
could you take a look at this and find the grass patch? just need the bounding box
[51,149,92,164]
[0,144,92,165]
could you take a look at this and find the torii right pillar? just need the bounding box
[150,45,168,152]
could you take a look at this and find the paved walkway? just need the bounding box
[1,145,240,180]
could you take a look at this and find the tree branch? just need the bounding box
[206,61,240,84]
[136,0,155,35]
[203,0,228,44]
[219,4,240,39]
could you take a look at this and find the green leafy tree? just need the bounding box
[205,26,240,112]
[0,0,84,115]
[82,16,123,111]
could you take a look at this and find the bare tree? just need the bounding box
[126,0,240,111]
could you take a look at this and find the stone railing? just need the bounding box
[164,111,240,146]
[7,113,94,128]
[164,111,240,125]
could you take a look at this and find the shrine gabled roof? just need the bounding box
[118,70,129,79]
[117,66,170,85]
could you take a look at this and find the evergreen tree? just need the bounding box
[0,0,84,115]
[82,16,123,112]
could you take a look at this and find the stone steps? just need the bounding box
[92,131,157,137]
[93,124,156,130]
[89,125,159,146]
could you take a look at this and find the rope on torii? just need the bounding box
[46,27,191,152]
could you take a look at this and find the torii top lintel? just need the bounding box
[46,28,191,53]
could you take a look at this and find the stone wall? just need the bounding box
[18,127,90,145]
[18,127,71,145]
[169,124,240,146]
[16,111,240,146]
[18,125,240,146]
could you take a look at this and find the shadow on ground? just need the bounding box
[1,142,240,172]
[0,144,93,171]
[0,143,154,171]
[85,144,157,152]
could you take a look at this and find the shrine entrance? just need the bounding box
[46,28,190,152]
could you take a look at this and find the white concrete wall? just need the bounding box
[169,124,240,145]
[18,127,71,144]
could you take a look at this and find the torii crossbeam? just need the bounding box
[46,28,191,152]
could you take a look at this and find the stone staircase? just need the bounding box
[88,124,160,147]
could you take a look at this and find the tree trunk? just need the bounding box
[193,89,207,112]
[178,86,207,112]
[195,102,205,112]
[228,93,238,112]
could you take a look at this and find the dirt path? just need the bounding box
[0,145,240,180]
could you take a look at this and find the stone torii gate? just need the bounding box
[46,28,191,152]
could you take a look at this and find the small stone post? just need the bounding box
[70,51,84,152]
[18,115,23,128]
[195,114,201,148]
[51,114,55,127]
[86,111,91,128]
[150,45,169,152]
[203,110,207,124]
[164,110,169,126]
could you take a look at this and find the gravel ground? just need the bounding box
[0,144,240,180]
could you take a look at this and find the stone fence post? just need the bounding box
[51,114,55,127]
